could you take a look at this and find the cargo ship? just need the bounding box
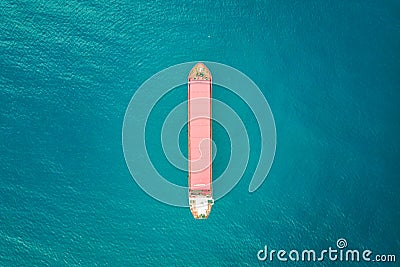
[188,63,214,219]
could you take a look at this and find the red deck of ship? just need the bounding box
[188,80,212,191]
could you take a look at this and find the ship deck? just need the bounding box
[188,80,212,190]
[188,63,213,219]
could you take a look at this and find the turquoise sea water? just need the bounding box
[1,0,399,266]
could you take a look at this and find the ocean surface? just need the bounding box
[1,0,399,266]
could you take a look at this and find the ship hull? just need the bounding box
[188,63,213,219]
